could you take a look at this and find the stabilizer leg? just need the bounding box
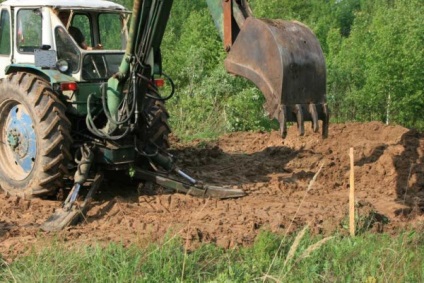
[40,173,103,232]
[134,168,245,199]
[41,145,101,232]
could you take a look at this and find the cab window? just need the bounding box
[55,26,80,72]
[99,13,125,50]
[71,14,92,47]
[0,9,11,55]
[17,9,42,53]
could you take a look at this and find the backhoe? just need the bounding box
[0,0,328,231]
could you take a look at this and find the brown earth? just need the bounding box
[1,121,423,261]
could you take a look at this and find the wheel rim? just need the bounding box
[0,100,37,181]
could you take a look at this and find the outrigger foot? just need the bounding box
[134,169,245,199]
[40,173,103,232]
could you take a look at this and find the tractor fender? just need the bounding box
[5,64,76,84]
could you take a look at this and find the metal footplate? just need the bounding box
[134,169,246,199]
[40,173,104,232]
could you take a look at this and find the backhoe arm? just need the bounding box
[106,0,173,124]
[108,0,328,138]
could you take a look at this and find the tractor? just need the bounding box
[0,0,328,231]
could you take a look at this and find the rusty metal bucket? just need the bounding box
[225,17,329,137]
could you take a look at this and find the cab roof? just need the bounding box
[1,0,128,11]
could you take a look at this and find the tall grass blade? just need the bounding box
[283,225,309,268]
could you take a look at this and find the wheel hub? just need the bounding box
[3,104,36,176]
[7,128,29,157]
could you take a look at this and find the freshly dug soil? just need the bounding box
[0,122,423,261]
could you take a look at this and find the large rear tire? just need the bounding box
[0,73,71,197]
[144,97,171,149]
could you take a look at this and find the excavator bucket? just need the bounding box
[225,17,329,138]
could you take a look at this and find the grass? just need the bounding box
[1,229,423,283]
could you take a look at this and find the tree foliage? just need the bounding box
[328,0,423,128]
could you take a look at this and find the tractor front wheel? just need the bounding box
[0,73,71,197]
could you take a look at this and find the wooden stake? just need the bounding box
[349,147,355,237]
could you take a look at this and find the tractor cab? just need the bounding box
[52,7,130,81]
[0,0,130,81]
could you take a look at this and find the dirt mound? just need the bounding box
[0,122,423,260]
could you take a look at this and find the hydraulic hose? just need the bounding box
[136,72,175,101]
[86,93,131,140]
[101,77,137,126]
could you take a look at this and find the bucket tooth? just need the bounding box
[309,103,319,133]
[295,104,304,136]
[322,104,330,138]
[278,104,287,138]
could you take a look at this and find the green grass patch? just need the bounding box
[1,229,424,282]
